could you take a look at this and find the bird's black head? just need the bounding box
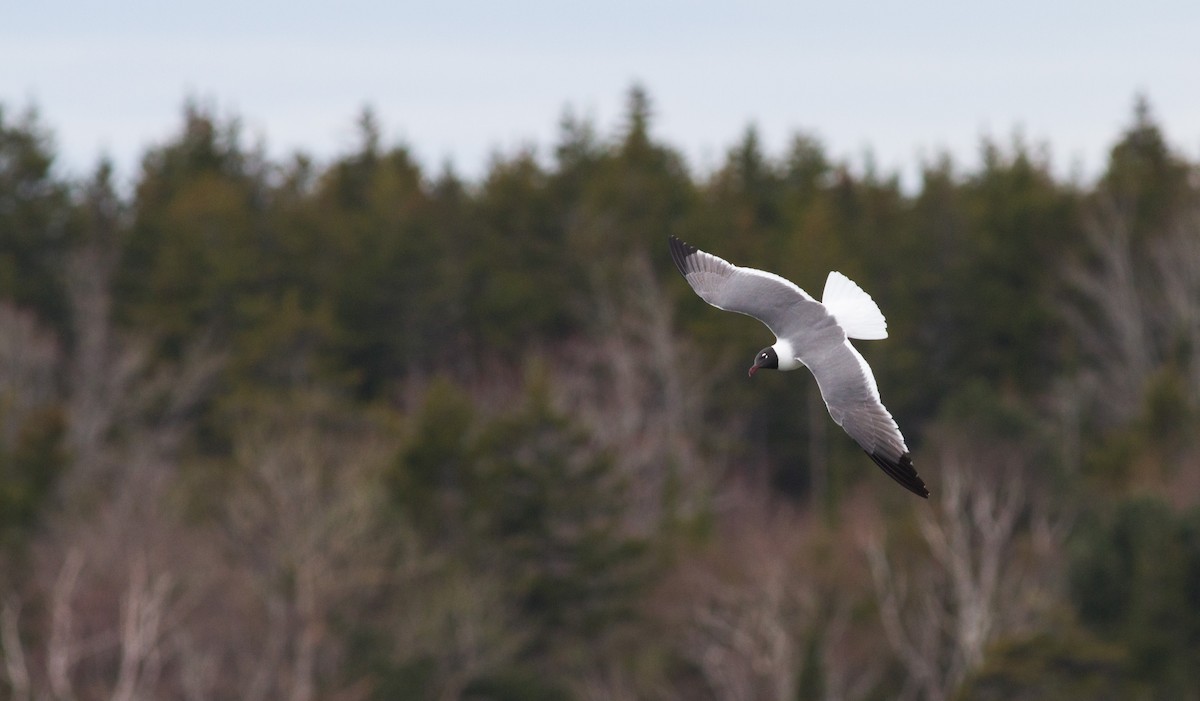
[748,347,778,377]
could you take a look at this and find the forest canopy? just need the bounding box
[1,89,1199,700]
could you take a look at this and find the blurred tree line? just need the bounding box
[1,88,1199,700]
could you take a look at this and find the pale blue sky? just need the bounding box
[4,1,1199,188]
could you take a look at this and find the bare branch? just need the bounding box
[1,596,31,701]
[1063,195,1200,426]
[555,252,721,536]
[47,549,84,701]
[865,433,1065,700]
[111,555,174,701]
[663,482,814,701]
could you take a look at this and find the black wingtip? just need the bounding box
[867,451,929,499]
[668,235,698,277]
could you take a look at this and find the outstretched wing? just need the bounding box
[668,236,825,338]
[808,339,929,498]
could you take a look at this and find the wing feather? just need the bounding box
[668,236,929,498]
[810,340,928,498]
[669,236,821,338]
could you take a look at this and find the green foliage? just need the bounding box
[958,626,1141,701]
[117,103,272,356]
[472,377,648,650]
[3,89,1200,700]
[387,377,477,536]
[369,656,438,701]
[1101,96,1193,239]
[957,140,1080,390]
[1069,498,1200,694]
[0,405,65,545]
[310,123,460,392]
[893,140,1082,421]
[0,106,71,334]
[385,374,651,690]
[574,87,694,273]
[1140,367,1193,438]
[465,152,578,355]
[462,671,571,701]
[1079,361,1200,491]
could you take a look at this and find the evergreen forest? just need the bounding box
[2,88,1200,700]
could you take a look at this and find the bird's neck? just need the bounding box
[772,338,803,371]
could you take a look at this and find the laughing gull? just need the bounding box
[668,236,929,498]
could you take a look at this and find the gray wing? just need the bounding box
[669,236,928,498]
[668,236,825,338]
[807,339,929,498]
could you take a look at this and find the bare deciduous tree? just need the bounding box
[389,551,523,701]
[1149,201,1200,399]
[866,436,1063,701]
[557,253,721,536]
[63,185,123,472]
[661,481,815,701]
[220,395,397,701]
[0,286,225,701]
[0,473,213,701]
[1064,196,1200,426]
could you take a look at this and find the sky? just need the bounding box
[4,1,1199,190]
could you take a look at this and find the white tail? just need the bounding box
[822,271,888,340]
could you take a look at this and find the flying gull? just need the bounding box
[668,236,929,498]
